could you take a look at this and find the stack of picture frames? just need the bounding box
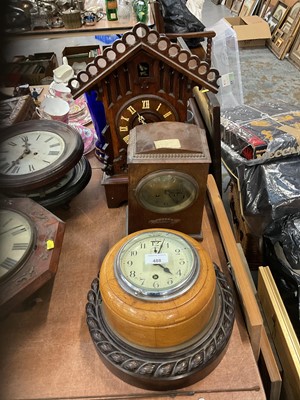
[267,1,300,61]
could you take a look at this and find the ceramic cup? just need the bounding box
[49,81,73,104]
[36,97,70,123]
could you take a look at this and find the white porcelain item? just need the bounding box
[36,97,70,123]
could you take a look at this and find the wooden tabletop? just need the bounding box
[6,12,154,40]
[0,158,266,399]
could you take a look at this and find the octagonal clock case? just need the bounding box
[126,121,211,237]
[86,228,235,390]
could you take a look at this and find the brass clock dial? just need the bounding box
[0,120,84,192]
[114,229,200,300]
[116,95,178,144]
[135,170,199,214]
[0,208,34,281]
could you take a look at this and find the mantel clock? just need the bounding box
[127,121,211,237]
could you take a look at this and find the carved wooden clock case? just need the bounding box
[68,23,220,207]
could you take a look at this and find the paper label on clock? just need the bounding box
[145,253,169,264]
[154,139,181,149]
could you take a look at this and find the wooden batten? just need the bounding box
[206,174,263,360]
[258,266,300,400]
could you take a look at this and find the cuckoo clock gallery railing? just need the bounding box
[68,23,220,98]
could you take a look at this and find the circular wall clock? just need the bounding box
[116,95,178,144]
[114,229,200,300]
[0,120,84,192]
[0,197,65,318]
[135,169,199,214]
[86,228,235,390]
[7,156,92,210]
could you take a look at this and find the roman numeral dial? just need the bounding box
[0,120,84,193]
[116,95,178,143]
[0,209,34,280]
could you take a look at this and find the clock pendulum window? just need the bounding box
[0,120,91,209]
[86,228,235,390]
[126,121,211,238]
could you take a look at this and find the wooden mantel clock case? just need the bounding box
[127,121,211,237]
[86,228,235,390]
[68,23,220,207]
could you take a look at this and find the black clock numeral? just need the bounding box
[1,257,17,270]
[12,243,29,251]
[130,251,137,256]
[167,278,174,286]
[45,137,54,143]
[129,270,136,278]
[11,165,20,174]
[7,141,17,146]
[139,278,145,286]
[48,150,60,156]
[126,260,133,266]
[50,143,61,148]
[36,134,41,141]
[29,164,35,172]
[0,162,10,172]
[43,160,51,164]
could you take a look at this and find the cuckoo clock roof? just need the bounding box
[68,23,220,98]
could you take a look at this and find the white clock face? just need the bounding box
[0,130,65,176]
[114,230,200,300]
[0,209,34,280]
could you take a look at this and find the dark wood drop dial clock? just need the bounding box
[86,228,235,390]
[0,197,65,318]
[127,121,211,237]
[0,120,83,193]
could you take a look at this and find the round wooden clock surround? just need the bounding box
[86,229,235,390]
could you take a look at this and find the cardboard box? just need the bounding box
[62,45,101,67]
[224,16,271,47]
[4,52,58,86]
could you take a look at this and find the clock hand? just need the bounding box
[153,263,172,274]
[137,113,147,125]
[21,136,31,154]
[0,224,24,236]
[4,152,28,173]
[156,239,165,254]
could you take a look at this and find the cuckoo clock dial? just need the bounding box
[116,95,178,144]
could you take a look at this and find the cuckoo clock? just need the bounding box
[68,23,220,207]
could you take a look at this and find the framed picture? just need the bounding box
[231,0,244,15]
[239,0,260,16]
[289,20,300,69]
[258,0,271,18]
[267,1,289,33]
[268,1,300,60]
